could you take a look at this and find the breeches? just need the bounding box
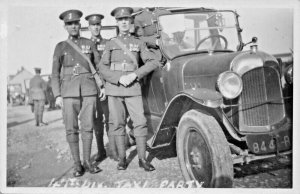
[62,96,96,143]
[108,95,147,137]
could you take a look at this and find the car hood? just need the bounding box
[172,52,241,90]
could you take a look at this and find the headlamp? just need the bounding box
[284,66,293,85]
[217,71,243,99]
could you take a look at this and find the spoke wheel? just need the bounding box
[176,110,233,188]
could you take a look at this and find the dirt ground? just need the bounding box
[5,105,292,188]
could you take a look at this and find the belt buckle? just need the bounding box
[73,64,80,76]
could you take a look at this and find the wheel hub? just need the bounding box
[190,148,203,169]
[184,129,212,186]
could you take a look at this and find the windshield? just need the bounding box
[158,11,240,58]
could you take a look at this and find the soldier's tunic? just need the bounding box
[92,36,107,56]
[29,74,47,125]
[134,8,171,63]
[51,36,101,142]
[98,33,161,137]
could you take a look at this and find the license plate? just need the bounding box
[246,130,292,155]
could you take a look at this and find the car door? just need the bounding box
[143,68,168,116]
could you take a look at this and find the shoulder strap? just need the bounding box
[65,39,103,88]
[65,39,93,72]
[113,38,138,66]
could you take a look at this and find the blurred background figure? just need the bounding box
[29,67,48,126]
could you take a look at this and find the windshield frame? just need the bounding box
[157,8,243,60]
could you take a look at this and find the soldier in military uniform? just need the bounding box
[85,13,108,162]
[51,9,104,177]
[134,7,171,64]
[98,7,161,171]
[29,67,48,126]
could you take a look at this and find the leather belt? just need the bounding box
[63,64,90,76]
[110,62,137,72]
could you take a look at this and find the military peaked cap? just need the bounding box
[111,7,133,19]
[59,9,83,23]
[85,14,104,24]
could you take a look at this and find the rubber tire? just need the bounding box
[176,109,233,188]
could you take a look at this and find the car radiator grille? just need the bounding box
[240,66,285,127]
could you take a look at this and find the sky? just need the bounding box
[0,0,297,76]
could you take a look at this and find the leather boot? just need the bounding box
[68,142,84,177]
[83,160,101,174]
[82,138,101,174]
[94,151,107,162]
[82,138,92,162]
[136,137,155,171]
[68,142,81,163]
[94,125,106,162]
[108,135,118,161]
[138,158,155,171]
[117,157,127,170]
[115,135,127,170]
[73,161,84,177]
[94,100,107,162]
[95,127,106,162]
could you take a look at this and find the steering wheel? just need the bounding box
[195,35,228,51]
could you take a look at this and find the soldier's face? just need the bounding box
[64,21,81,36]
[116,17,132,33]
[88,23,101,37]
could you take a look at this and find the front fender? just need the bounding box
[150,88,224,149]
[179,88,223,108]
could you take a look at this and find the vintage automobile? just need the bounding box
[140,8,293,187]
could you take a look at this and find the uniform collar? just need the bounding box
[68,35,80,43]
[91,35,102,42]
[118,33,131,39]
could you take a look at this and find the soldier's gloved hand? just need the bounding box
[99,88,106,101]
[119,75,128,87]
[55,96,63,108]
[125,73,138,85]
